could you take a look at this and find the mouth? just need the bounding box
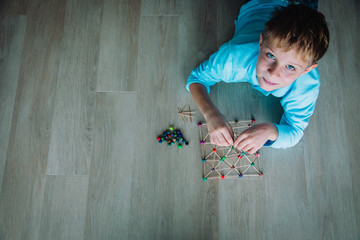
[263,77,278,86]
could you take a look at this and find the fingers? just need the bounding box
[206,113,235,146]
[234,131,257,153]
[225,125,235,144]
[247,147,258,154]
[209,128,233,146]
[236,140,259,154]
[210,126,262,153]
[214,135,223,146]
[239,143,251,153]
[233,123,272,154]
[209,133,222,146]
[234,132,247,149]
[221,128,234,146]
[235,136,260,154]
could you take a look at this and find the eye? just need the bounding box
[286,65,295,71]
[266,53,275,60]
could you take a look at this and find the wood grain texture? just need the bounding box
[215,83,273,240]
[129,16,180,239]
[141,0,179,15]
[0,0,359,239]
[301,1,359,239]
[177,0,218,126]
[262,146,313,240]
[39,176,89,240]
[84,92,136,240]
[0,15,26,197]
[130,15,217,239]
[0,0,65,239]
[260,89,311,240]
[175,1,220,239]
[0,0,28,14]
[96,0,141,91]
[333,0,360,236]
[216,0,245,47]
[178,0,218,83]
[46,0,103,176]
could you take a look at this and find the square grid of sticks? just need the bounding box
[198,120,263,180]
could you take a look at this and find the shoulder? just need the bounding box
[281,68,321,109]
[205,41,258,73]
[191,41,259,84]
[234,0,287,42]
[292,68,320,97]
[227,41,259,66]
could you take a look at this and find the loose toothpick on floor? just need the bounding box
[178,105,196,123]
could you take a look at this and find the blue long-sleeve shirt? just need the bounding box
[186,0,320,149]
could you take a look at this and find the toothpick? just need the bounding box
[198,119,263,180]
[188,105,192,122]
[178,105,196,123]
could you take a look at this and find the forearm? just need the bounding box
[189,83,235,146]
[189,83,220,121]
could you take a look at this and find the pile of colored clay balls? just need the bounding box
[156,126,189,149]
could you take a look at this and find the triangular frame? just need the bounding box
[198,120,263,180]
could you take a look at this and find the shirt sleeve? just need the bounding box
[267,72,320,149]
[186,43,234,93]
[186,42,258,93]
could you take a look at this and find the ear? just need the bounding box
[259,33,263,48]
[301,63,318,75]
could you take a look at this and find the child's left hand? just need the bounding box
[234,123,278,154]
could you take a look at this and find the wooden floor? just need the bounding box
[0,0,359,239]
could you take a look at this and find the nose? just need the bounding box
[268,62,281,78]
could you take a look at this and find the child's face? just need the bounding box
[256,34,317,92]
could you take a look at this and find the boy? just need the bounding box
[187,0,329,153]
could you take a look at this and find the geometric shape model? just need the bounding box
[198,119,263,180]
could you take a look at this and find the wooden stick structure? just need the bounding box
[198,119,263,181]
[178,105,196,123]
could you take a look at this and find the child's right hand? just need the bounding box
[188,83,234,146]
[206,112,234,147]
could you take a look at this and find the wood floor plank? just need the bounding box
[0,0,28,15]
[0,15,26,197]
[177,0,218,128]
[96,0,141,91]
[173,149,219,240]
[302,2,358,239]
[129,16,180,239]
[0,1,359,239]
[178,0,218,84]
[141,0,179,15]
[39,176,88,240]
[263,146,314,240]
[332,0,360,235]
[84,92,136,240]
[215,82,278,239]
[216,0,245,47]
[219,180,266,240]
[175,1,220,239]
[259,90,312,240]
[46,0,103,176]
[0,0,66,239]
[214,2,323,238]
